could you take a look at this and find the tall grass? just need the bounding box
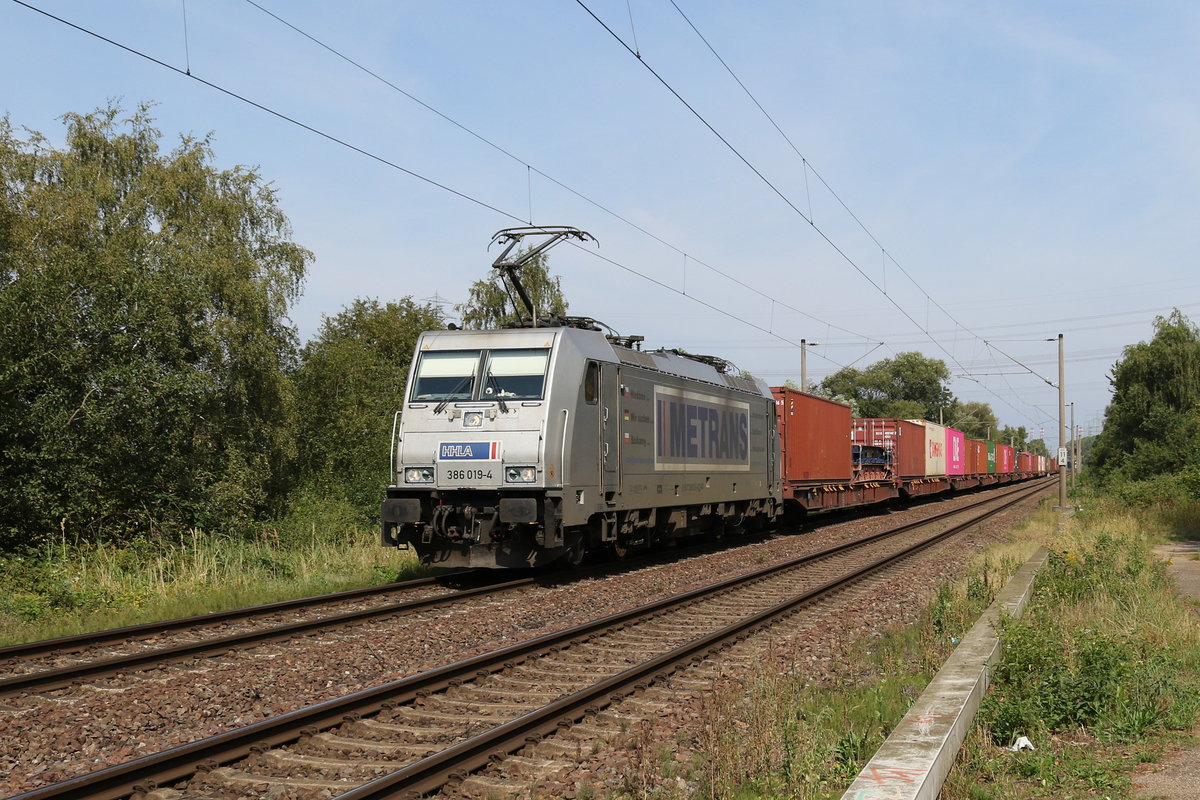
[942,493,1200,799]
[0,496,430,645]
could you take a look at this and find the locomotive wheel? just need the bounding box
[562,537,586,567]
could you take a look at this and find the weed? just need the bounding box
[833,728,874,777]
[1133,748,1159,763]
[946,492,1200,800]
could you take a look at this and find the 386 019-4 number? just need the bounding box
[444,468,493,481]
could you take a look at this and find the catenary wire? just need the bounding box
[15,0,1068,429]
[657,0,1060,393]
[575,0,1057,409]
[9,0,853,371]
[239,0,875,345]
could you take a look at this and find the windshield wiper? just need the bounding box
[433,375,473,415]
[485,373,509,414]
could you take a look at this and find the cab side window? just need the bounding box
[584,362,599,404]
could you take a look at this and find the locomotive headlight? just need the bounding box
[505,466,537,483]
[404,467,435,484]
[462,411,483,428]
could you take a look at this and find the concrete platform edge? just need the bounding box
[838,546,1050,800]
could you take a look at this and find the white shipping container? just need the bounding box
[908,420,947,477]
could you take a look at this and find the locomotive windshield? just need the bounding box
[482,348,550,400]
[410,347,551,402]
[411,350,479,401]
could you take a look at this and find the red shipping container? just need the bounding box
[772,388,852,483]
[996,444,1014,473]
[852,418,926,478]
[966,439,987,475]
[1017,452,1033,472]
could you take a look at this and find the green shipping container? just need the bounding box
[986,441,997,474]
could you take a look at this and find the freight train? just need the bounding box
[379,228,1054,569]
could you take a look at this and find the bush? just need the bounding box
[979,534,1199,746]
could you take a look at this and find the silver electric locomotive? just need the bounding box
[380,228,781,568]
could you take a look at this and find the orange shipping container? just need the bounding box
[771,388,852,483]
[966,439,988,475]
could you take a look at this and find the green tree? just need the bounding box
[1025,438,1050,458]
[0,104,310,547]
[818,351,954,421]
[995,425,1032,450]
[1079,434,1098,466]
[1089,310,1200,484]
[294,298,443,511]
[879,399,928,420]
[947,400,1000,440]
[456,252,567,329]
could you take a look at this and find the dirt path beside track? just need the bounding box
[1133,542,1200,800]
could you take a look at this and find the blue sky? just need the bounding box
[4,0,1199,449]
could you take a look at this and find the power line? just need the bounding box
[672,0,1064,392]
[642,2,1071,397]
[8,0,853,369]
[575,0,1058,405]
[582,0,1087,432]
[238,0,875,347]
[17,0,1071,428]
[874,301,1200,343]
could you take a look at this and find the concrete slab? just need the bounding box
[1153,541,1200,607]
[838,548,1049,800]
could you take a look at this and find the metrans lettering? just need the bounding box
[438,442,500,460]
[654,387,750,471]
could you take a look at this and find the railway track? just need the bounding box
[0,525,824,699]
[0,573,536,697]
[12,479,1050,800]
[0,481,1029,700]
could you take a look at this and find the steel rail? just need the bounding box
[0,575,535,698]
[0,527,751,666]
[0,522,811,697]
[0,575,459,660]
[10,480,1049,800]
